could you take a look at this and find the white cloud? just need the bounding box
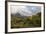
[11,6,33,16]
[11,6,20,14]
[11,6,40,16]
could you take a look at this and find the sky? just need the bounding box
[11,5,41,16]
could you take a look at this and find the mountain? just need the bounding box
[11,13,28,18]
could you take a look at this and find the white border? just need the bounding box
[7,2,44,32]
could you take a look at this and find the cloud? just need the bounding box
[11,6,41,16]
[18,6,33,16]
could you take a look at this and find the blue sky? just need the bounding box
[11,5,41,16]
[26,6,41,13]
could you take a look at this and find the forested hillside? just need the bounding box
[11,12,41,28]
